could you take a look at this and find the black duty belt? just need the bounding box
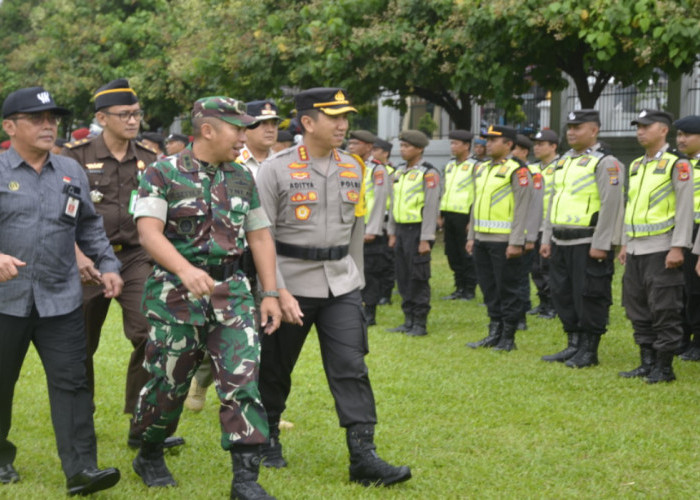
[552,227,595,240]
[197,260,241,281]
[276,241,349,261]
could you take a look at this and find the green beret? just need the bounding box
[349,130,376,144]
[399,129,429,148]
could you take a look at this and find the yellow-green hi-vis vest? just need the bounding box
[625,151,682,237]
[440,158,477,214]
[363,161,386,224]
[549,151,604,227]
[691,157,700,223]
[472,159,521,234]
[531,158,557,221]
[392,164,432,223]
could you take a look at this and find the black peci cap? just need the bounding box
[94,78,139,111]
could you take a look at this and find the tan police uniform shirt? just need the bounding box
[62,134,157,246]
[256,143,365,298]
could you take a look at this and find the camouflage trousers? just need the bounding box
[131,313,268,449]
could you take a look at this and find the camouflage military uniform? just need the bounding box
[131,147,271,448]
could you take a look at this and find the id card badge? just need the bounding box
[128,190,138,214]
[64,196,80,218]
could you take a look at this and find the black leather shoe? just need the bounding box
[67,467,120,496]
[377,297,391,306]
[128,435,185,450]
[0,464,19,484]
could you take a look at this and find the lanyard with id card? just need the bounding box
[61,184,81,223]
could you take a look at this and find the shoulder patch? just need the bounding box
[64,138,90,149]
[136,141,157,154]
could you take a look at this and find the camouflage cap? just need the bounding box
[191,96,255,127]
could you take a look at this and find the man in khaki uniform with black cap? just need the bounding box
[238,100,281,178]
[387,129,440,337]
[440,129,477,301]
[62,79,183,449]
[619,109,693,383]
[540,110,623,368]
[348,129,390,325]
[256,88,411,487]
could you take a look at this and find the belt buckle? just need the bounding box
[112,244,123,252]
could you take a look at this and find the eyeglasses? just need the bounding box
[11,112,62,126]
[102,110,145,122]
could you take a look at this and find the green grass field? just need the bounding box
[5,237,700,499]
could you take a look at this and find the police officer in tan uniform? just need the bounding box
[256,87,411,487]
[62,79,183,449]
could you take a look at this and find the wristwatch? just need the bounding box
[260,290,280,299]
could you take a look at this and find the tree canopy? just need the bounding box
[1,0,698,133]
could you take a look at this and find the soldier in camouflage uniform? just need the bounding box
[131,96,282,500]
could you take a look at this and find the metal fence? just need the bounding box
[566,77,668,134]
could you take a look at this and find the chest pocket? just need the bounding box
[340,181,360,223]
[284,189,319,224]
[166,191,207,237]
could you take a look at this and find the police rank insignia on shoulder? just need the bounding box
[425,172,437,189]
[533,173,543,190]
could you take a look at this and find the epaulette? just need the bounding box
[420,161,437,172]
[63,138,91,149]
[136,141,157,154]
[511,157,528,169]
[669,148,688,160]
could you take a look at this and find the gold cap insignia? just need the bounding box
[335,90,346,101]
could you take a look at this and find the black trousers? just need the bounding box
[394,223,432,323]
[362,234,393,306]
[518,250,534,315]
[473,240,523,327]
[623,251,685,352]
[549,243,613,336]
[380,241,396,300]
[83,246,151,415]
[441,211,476,292]
[682,224,700,336]
[530,232,551,303]
[0,306,97,478]
[258,290,377,428]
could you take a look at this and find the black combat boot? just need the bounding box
[516,316,528,331]
[364,304,377,326]
[680,334,700,361]
[646,350,676,384]
[541,332,579,362]
[493,323,517,351]
[442,288,464,300]
[405,317,427,337]
[346,424,411,487]
[564,332,600,368]
[537,299,557,320]
[260,421,287,469]
[467,321,502,349]
[386,315,413,333]
[231,446,275,500]
[619,344,655,378]
[132,441,177,487]
[527,303,543,315]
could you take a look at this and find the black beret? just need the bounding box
[515,134,533,150]
[373,138,392,153]
[246,100,280,121]
[276,130,294,143]
[166,133,189,144]
[141,132,164,143]
[631,108,674,127]
[674,115,700,134]
[481,125,517,142]
[399,129,429,148]
[448,129,473,143]
[566,109,600,125]
[349,130,376,144]
[533,129,559,144]
[295,87,357,115]
[2,86,70,118]
[94,78,138,111]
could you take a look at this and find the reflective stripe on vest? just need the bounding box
[550,151,603,227]
[472,159,520,234]
[440,158,476,213]
[624,151,678,237]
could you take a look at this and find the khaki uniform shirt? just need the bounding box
[256,143,365,298]
[62,134,157,246]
